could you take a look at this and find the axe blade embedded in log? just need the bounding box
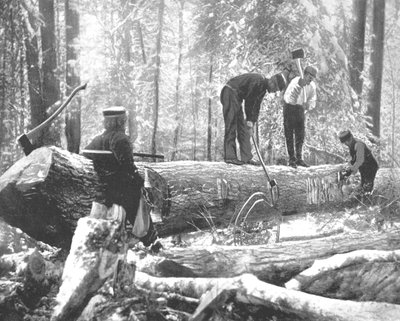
[17,83,88,156]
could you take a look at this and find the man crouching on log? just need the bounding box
[83,106,162,253]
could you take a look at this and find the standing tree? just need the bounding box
[39,0,60,146]
[348,0,367,99]
[151,0,165,159]
[171,0,185,161]
[22,3,45,147]
[367,0,385,139]
[65,0,82,153]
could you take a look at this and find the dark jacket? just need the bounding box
[224,73,267,123]
[349,139,378,174]
[84,129,143,208]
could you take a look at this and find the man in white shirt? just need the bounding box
[283,65,317,168]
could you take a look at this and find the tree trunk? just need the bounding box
[348,0,367,98]
[367,0,385,138]
[22,7,45,146]
[0,146,399,248]
[39,0,61,146]
[206,55,213,161]
[154,230,400,285]
[0,147,168,249]
[151,0,165,158]
[171,0,184,161]
[65,0,82,153]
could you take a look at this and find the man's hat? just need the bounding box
[339,130,352,143]
[304,65,318,78]
[102,106,126,117]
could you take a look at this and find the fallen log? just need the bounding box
[0,147,168,248]
[154,230,400,285]
[0,146,399,247]
[133,272,400,321]
[188,274,400,321]
[285,249,400,304]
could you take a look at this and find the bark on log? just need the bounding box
[154,230,400,285]
[285,249,400,304]
[190,274,400,321]
[0,146,399,247]
[134,272,400,321]
[0,147,168,249]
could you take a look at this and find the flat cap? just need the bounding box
[339,130,352,143]
[102,106,126,117]
[304,65,318,78]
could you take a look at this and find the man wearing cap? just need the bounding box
[83,106,162,252]
[338,130,378,195]
[220,72,286,165]
[283,65,317,168]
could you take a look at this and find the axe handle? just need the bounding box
[295,59,307,103]
[25,83,87,139]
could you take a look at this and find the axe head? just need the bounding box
[17,133,35,156]
[291,48,305,60]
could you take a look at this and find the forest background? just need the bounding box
[0,0,398,175]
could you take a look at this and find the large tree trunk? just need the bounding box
[39,0,61,147]
[151,0,165,158]
[153,230,400,285]
[0,146,398,248]
[348,0,367,98]
[64,0,82,153]
[367,0,385,138]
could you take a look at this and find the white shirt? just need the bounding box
[284,76,316,110]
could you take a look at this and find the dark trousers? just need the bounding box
[283,103,305,161]
[359,165,378,193]
[220,86,252,162]
[101,175,158,247]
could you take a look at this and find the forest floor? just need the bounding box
[6,201,400,321]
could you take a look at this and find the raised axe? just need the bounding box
[291,48,307,102]
[17,83,87,156]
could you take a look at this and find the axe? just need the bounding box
[17,83,87,156]
[291,48,307,102]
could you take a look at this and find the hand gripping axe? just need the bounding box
[291,48,307,101]
[17,83,87,156]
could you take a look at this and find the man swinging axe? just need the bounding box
[283,58,318,168]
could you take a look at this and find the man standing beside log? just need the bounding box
[283,65,317,168]
[220,73,286,165]
[339,130,379,196]
[83,106,162,252]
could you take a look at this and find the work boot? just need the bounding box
[225,159,244,165]
[288,160,297,168]
[296,159,310,167]
[245,159,260,166]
